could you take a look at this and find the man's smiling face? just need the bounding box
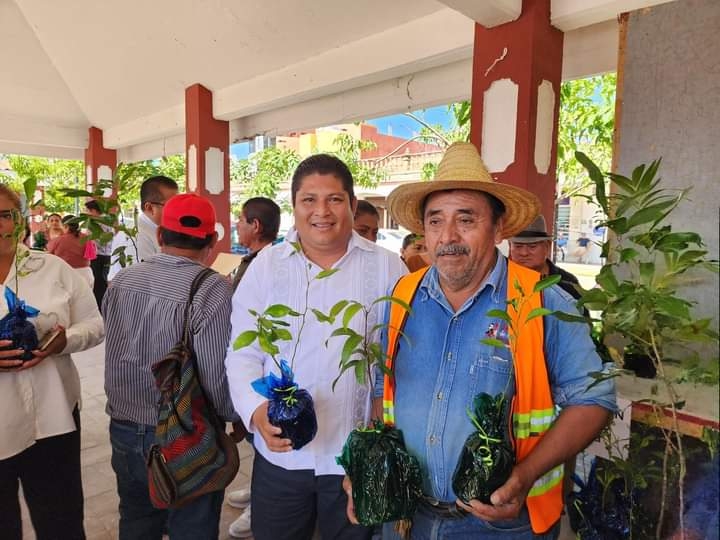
[293,173,356,257]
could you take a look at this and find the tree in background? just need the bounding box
[0,154,186,215]
[557,73,616,199]
[231,133,385,209]
[406,73,616,192]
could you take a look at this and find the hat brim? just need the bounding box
[387,180,541,238]
[510,234,553,243]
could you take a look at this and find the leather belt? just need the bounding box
[419,496,469,519]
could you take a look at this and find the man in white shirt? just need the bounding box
[108,175,178,280]
[225,154,406,540]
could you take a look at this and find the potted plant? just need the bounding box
[231,243,337,450]
[573,151,719,539]
[319,294,423,530]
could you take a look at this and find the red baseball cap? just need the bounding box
[161,193,216,238]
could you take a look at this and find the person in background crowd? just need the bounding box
[509,215,582,300]
[84,200,113,308]
[573,233,591,263]
[353,199,380,243]
[103,193,239,540]
[46,212,64,241]
[226,154,406,540]
[0,184,105,540]
[226,196,281,539]
[401,233,430,272]
[108,175,178,280]
[47,215,94,288]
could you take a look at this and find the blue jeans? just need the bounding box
[109,419,224,540]
[382,505,559,540]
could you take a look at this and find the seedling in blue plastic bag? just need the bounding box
[232,242,339,449]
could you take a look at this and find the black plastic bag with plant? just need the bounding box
[320,294,423,528]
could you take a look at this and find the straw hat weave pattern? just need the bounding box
[387,142,540,238]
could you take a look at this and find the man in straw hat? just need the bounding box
[348,142,615,538]
[509,214,583,300]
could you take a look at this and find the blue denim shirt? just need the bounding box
[374,252,616,501]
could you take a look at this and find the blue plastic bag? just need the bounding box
[0,287,39,360]
[252,360,317,450]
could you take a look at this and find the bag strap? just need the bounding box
[181,267,216,346]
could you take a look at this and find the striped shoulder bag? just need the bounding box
[147,267,240,508]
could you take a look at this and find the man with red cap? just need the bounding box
[103,192,240,540]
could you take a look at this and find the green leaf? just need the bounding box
[328,327,356,339]
[486,309,512,324]
[354,361,366,385]
[639,262,655,285]
[526,307,552,322]
[533,274,561,293]
[274,328,292,341]
[481,338,507,348]
[619,248,639,262]
[233,330,258,350]
[265,304,295,318]
[311,308,333,323]
[550,310,591,324]
[329,300,350,319]
[575,151,608,211]
[258,333,279,356]
[342,302,364,328]
[595,265,619,294]
[372,295,412,314]
[340,334,363,367]
[316,268,340,280]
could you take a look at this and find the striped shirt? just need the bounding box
[103,253,239,425]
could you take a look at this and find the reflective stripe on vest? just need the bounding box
[383,268,429,426]
[384,260,563,534]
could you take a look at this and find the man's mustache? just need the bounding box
[436,244,469,256]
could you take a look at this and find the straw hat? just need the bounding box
[510,215,553,243]
[387,142,540,238]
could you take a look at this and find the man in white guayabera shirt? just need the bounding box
[225,154,406,540]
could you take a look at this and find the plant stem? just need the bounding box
[289,262,312,371]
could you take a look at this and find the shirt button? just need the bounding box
[429,435,436,444]
[436,392,443,400]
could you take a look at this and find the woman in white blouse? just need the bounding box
[0,185,105,540]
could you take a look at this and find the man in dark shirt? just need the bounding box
[508,215,582,300]
[231,197,281,291]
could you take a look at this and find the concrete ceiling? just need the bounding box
[0,0,677,161]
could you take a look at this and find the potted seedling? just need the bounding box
[573,151,719,539]
[320,295,423,530]
[453,274,561,504]
[232,244,338,450]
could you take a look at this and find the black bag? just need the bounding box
[452,392,515,504]
[336,421,423,526]
[147,268,240,508]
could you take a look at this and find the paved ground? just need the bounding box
[19,342,254,540]
[19,342,576,540]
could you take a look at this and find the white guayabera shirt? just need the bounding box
[225,229,407,475]
[0,246,104,460]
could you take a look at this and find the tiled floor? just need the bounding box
[18,342,575,539]
[19,342,254,540]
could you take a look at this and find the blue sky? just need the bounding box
[229,104,453,158]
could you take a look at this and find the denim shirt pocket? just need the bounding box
[466,348,513,408]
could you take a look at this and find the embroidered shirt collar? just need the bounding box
[278,227,373,260]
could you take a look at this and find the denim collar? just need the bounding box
[420,249,507,314]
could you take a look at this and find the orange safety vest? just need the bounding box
[382,261,563,534]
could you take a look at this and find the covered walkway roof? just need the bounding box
[1,0,673,162]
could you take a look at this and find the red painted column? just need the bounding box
[470,0,563,225]
[185,83,231,256]
[84,126,117,191]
